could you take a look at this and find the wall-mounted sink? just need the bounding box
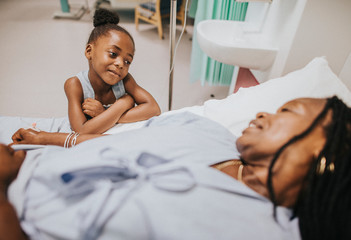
[197,20,278,71]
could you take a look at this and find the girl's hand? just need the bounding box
[82,98,105,118]
[0,144,25,192]
[11,128,43,145]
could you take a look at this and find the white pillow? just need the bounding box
[203,57,351,137]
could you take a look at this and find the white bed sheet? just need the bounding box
[0,116,71,145]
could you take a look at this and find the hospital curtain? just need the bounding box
[189,0,248,86]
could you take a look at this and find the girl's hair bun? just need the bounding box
[93,8,120,27]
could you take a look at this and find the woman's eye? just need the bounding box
[281,108,289,112]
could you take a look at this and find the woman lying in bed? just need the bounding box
[2,96,351,240]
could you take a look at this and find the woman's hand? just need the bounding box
[82,98,105,118]
[11,128,43,145]
[0,145,25,192]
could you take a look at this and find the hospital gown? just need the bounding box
[8,112,300,240]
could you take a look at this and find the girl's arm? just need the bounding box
[11,128,101,147]
[64,77,135,134]
[64,77,88,131]
[118,74,161,123]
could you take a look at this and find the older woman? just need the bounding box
[2,96,351,240]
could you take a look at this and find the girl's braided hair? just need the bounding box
[267,96,351,239]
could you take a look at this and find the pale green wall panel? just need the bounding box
[189,0,248,86]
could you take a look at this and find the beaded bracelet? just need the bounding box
[64,132,75,148]
[71,132,80,147]
[64,132,81,148]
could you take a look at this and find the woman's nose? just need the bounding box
[256,112,268,119]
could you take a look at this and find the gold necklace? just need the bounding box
[212,160,244,183]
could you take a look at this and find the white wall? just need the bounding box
[249,0,351,86]
[284,0,351,78]
[244,2,270,32]
[263,0,307,79]
[339,51,351,90]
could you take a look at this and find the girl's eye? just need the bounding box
[109,52,117,58]
[124,60,131,65]
[281,108,289,112]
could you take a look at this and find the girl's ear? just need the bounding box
[85,44,92,60]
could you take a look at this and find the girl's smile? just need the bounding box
[107,68,121,78]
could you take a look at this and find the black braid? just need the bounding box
[267,96,351,239]
[87,8,135,49]
[297,96,351,240]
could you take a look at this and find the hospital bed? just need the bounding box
[2,56,351,239]
[1,57,350,145]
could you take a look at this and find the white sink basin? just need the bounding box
[197,20,278,71]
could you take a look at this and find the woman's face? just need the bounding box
[87,30,135,85]
[236,98,327,164]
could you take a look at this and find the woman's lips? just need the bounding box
[242,120,263,134]
[248,120,263,129]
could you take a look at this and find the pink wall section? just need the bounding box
[234,68,259,93]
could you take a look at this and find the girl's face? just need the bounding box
[236,98,328,164]
[86,30,135,85]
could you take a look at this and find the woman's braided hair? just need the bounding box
[266,96,351,239]
[87,8,135,49]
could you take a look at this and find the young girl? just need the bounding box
[64,9,161,134]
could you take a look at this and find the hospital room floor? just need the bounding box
[0,0,229,118]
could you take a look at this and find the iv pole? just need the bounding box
[168,0,177,111]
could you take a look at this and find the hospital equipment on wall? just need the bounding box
[53,0,90,19]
